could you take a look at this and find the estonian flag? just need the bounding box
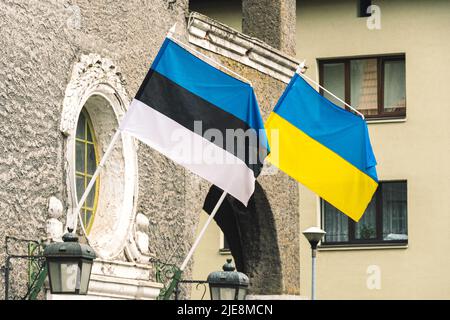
[120,38,268,206]
[265,74,378,222]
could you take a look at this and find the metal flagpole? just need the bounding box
[71,24,243,299]
[71,23,180,239]
[162,23,252,299]
[162,190,228,300]
[180,190,228,271]
[71,130,122,239]
[311,248,317,300]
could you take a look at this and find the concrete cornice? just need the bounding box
[187,12,299,84]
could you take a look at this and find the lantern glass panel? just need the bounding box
[237,288,247,300]
[48,261,62,293]
[60,262,80,293]
[79,261,93,294]
[219,287,236,300]
[210,286,220,300]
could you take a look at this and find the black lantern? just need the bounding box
[43,229,96,295]
[207,259,249,300]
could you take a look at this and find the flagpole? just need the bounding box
[70,23,180,239]
[180,190,228,271]
[70,24,246,299]
[162,190,228,300]
[70,130,122,238]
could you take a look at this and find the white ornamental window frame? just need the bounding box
[60,54,142,261]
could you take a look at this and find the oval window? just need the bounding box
[75,108,99,234]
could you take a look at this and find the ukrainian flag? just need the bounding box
[266,74,378,222]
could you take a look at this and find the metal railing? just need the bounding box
[1,237,47,300]
[150,257,209,300]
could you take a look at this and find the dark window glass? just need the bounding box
[323,202,348,243]
[355,197,377,240]
[383,60,406,114]
[350,58,378,116]
[322,181,408,246]
[382,182,408,241]
[320,56,406,119]
[358,0,372,17]
[222,235,230,251]
[323,63,346,108]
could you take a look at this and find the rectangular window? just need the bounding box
[220,232,230,252]
[319,55,406,119]
[358,0,372,17]
[321,181,408,246]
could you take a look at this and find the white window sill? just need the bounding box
[367,117,407,124]
[318,244,408,251]
[219,249,231,255]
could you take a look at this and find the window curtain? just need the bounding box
[323,63,345,108]
[351,59,378,115]
[383,60,406,112]
[355,196,377,239]
[382,182,407,240]
[323,201,348,242]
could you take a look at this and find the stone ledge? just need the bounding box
[187,12,299,84]
[46,259,163,300]
[91,258,154,281]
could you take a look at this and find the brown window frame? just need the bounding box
[320,180,408,247]
[318,55,406,120]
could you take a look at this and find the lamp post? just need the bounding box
[302,226,326,300]
[207,259,249,300]
[43,229,96,295]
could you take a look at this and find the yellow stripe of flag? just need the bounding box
[266,112,378,222]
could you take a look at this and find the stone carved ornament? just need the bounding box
[46,196,64,242]
[60,54,129,136]
[60,54,144,262]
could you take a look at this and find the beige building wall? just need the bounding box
[189,0,242,32]
[189,0,450,299]
[191,211,232,300]
[297,0,450,299]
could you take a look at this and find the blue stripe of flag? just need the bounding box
[150,38,266,136]
[273,74,378,181]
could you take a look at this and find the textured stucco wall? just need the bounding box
[0,0,300,299]
[243,0,296,56]
[186,46,300,295]
[0,0,190,298]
